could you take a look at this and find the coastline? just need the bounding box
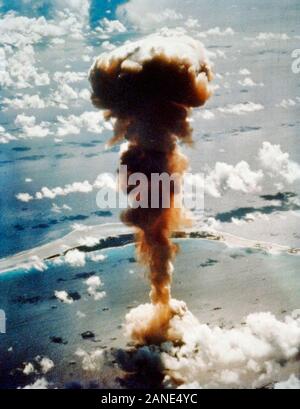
[0,222,298,274]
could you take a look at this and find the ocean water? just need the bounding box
[0,0,300,389]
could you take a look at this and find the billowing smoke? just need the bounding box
[89,34,212,344]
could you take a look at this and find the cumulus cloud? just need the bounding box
[50,83,80,109]
[86,276,106,301]
[56,111,104,136]
[259,142,300,184]
[276,99,297,109]
[198,27,234,38]
[37,357,54,374]
[117,0,184,30]
[204,160,263,197]
[23,255,47,272]
[239,68,251,75]
[35,180,93,199]
[53,70,86,84]
[231,211,269,226]
[16,192,33,202]
[98,18,127,34]
[256,32,290,41]
[89,253,106,262]
[218,102,264,115]
[51,203,72,213]
[117,0,234,36]
[75,348,104,371]
[0,125,16,144]
[55,0,89,14]
[27,356,54,374]
[23,362,35,375]
[54,290,74,304]
[15,114,50,138]
[274,374,300,389]
[3,94,46,109]
[77,236,99,247]
[0,2,91,97]
[0,44,50,89]
[101,40,117,51]
[126,303,300,388]
[93,173,116,190]
[64,249,86,267]
[22,377,49,389]
[238,77,264,87]
[16,172,117,203]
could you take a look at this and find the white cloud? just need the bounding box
[23,255,47,272]
[64,249,86,267]
[51,203,72,213]
[184,18,199,29]
[238,77,264,87]
[259,142,300,184]
[86,275,106,301]
[0,125,16,144]
[205,161,263,197]
[53,71,86,84]
[198,109,215,120]
[35,356,54,374]
[3,94,46,109]
[239,68,251,76]
[15,114,50,138]
[98,18,127,34]
[50,83,78,109]
[54,0,90,18]
[16,192,33,202]
[54,290,74,304]
[89,253,106,262]
[231,212,269,226]
[22,377,49,389]
[117,0,184,30]
[276,99,297,109]
[18,172,117,203]
[1,44,50,89]
[23,362,35,375]
[274,374,300,389]
[202,27,234,37]
[56,111,104,136]
[256,32,290,41]
[75,348,104,371]
[218,102,264,115]
[78,236,99,247]
[126,303,300,388]
[35,180,93,200]
[101,40,117,51]
[71,223,91,232]
[93,173,116,190]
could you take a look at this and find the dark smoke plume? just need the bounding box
[89,34,212,344]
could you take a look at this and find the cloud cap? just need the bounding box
[89,34,213,117]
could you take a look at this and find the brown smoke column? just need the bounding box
[89,35,212,344]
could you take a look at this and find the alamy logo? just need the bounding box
[291,49,300,74]
[96,165,204,211]
[0,309,6,334]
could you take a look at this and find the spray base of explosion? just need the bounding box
[76,303,300,389]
